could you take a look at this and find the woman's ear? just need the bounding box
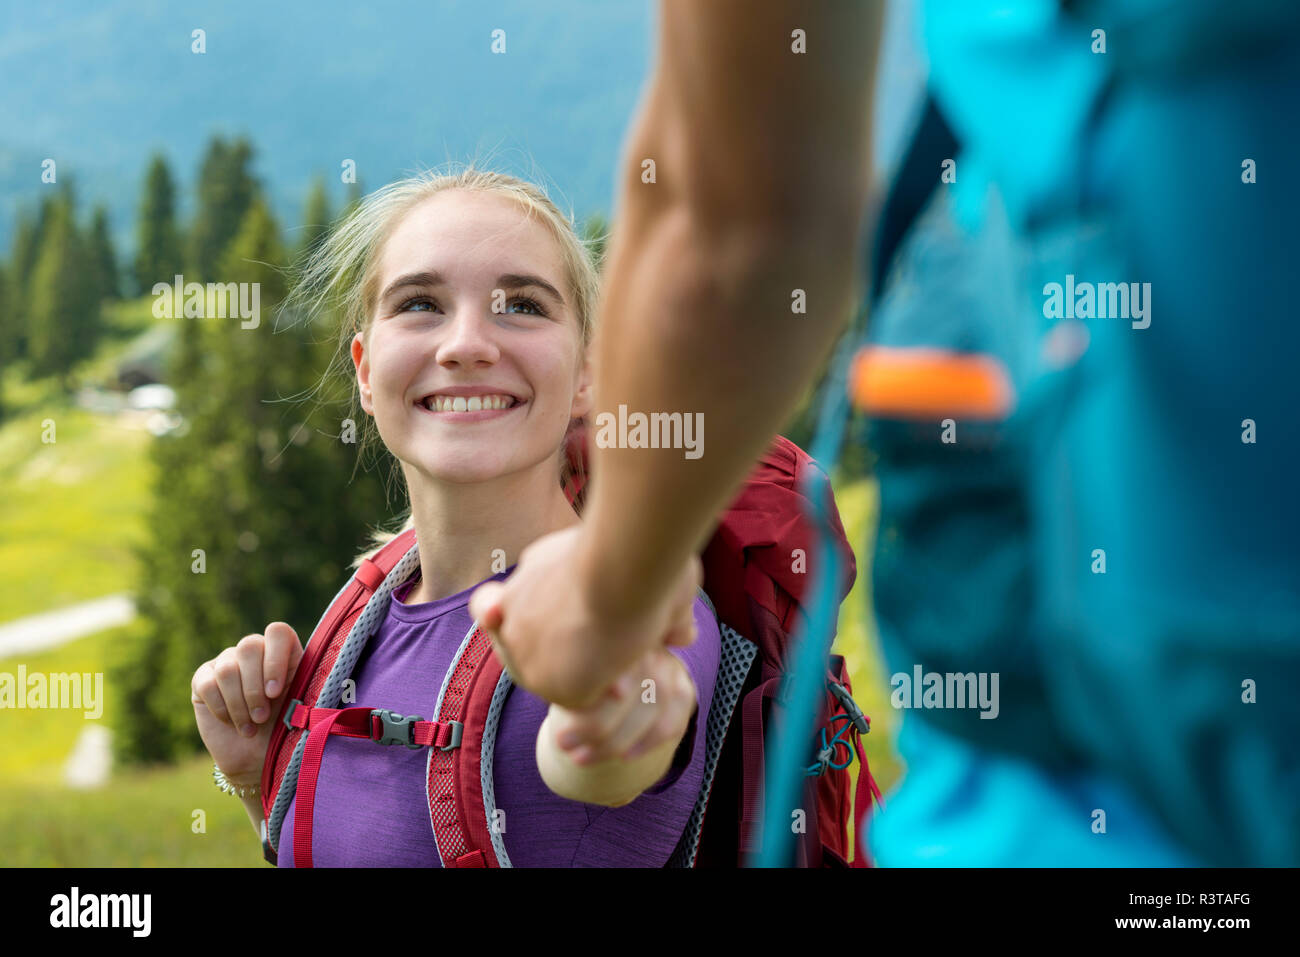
[571,352,594,421]
[351,331,375,416]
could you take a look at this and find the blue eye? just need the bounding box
[393,295,547,318]
[506,297,545,316]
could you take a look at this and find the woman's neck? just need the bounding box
[402,464,579,605]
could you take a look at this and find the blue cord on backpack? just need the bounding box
[804,714,858,776]
[755,307,866,867]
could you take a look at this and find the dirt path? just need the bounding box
[0,594,136,659]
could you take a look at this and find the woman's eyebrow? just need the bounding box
[379,270,446,301]
[497,273,565,306]
[379,270,564,306]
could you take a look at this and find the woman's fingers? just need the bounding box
[624,650,696,758]
[628,680,697,759]
[191,660,229,722]
[562,648,695,764]
[551,686,636,763]
[262,621,302,699]
[664,556,703,648]
[594,691,663,762]
[236,634,270,725]
[213,645,255,736]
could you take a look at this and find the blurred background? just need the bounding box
[0,0,922,865]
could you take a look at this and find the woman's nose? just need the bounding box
[435,309,501,368]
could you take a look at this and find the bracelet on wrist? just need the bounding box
[213,763,261,798]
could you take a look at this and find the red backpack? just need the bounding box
[259,434,881,867]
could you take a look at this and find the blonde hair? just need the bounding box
[283,164,602,568]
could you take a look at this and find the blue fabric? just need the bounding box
[869,714,1200,867]
[860,0,1300,866]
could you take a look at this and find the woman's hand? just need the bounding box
[536,644,698,807]
[191,621,304,787]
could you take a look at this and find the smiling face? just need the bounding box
[351,189,591,487]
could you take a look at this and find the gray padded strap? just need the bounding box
[266,543,422,854]
[667,621,758,867]
[480,668,516,867]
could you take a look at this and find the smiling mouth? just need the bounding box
[416,393,523,414]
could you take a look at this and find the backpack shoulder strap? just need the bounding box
[426,625,513,868]
[259,527,419,864]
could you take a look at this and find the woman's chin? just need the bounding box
[403,453,519,488]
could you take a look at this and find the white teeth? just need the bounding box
[423,394,517,413]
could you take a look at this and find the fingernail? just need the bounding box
[571,746,594,765]
[558,731,580,749]
[240,724,256,738]
[252,707,268,722]
[265,680,280,696]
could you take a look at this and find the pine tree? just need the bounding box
[342,178,363,216]
[117,196,395,763]
[87,205,120,302]
[188,136,258,281]
[6,197,56,360]
[298,176,333,262]
[26,192,101,388]
[133,154,184,296]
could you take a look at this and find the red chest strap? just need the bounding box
[288,700,463,867]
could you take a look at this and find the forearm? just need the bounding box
[238,793,264,840]
[580,1,880,616]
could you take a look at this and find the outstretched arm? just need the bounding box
[581,0,880,619]
[472,1,880,710]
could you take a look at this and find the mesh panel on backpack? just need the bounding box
[668,622,758,867]
[427,626,493,862]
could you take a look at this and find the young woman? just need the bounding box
[190,167,721,866]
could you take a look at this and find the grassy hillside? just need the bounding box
[0,299,157,622]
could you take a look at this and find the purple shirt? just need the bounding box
[278,569,720,867]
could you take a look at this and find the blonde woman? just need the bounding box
[190,167,719,866]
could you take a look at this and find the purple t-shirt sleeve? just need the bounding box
[567,598,721,867]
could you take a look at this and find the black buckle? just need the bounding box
[828,680,870,735]
[260,818,278,866]
[282,698,303,731]
[437,720,464,752]
[369,709,425,749]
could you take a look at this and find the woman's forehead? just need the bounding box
[380,190,563,279]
